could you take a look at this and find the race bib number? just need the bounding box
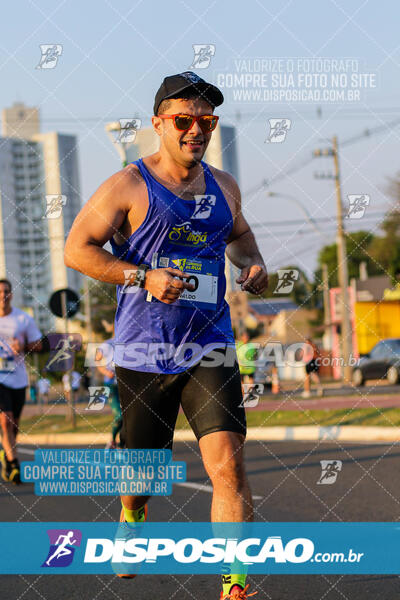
[155,254,219,310]
[0,356,15,372]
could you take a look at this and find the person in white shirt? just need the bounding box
[62,370,81,406]
[37,373,51,405]
[0,279,45,484]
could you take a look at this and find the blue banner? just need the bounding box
[0,522,399,574]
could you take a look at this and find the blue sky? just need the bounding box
[1,0,399,276]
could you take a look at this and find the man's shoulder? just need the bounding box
[11,307,33,323]
[205,163,240,197]
[100,162,145,197]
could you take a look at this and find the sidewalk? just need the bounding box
[17,425,400,446]
[249,393,400,411]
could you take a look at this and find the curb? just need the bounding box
[17,426,400,446]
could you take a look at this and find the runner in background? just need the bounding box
[302,337,323,398]
[37,372,51,405]
[62,370,81,406]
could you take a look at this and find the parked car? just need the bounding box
[352,338,400,386]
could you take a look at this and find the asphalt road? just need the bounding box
[1,440,400,599]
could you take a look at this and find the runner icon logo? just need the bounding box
[43,195,67,219]
[317,460,343,485]
[239,384,264,408]
[188,45,216,69]
[42,529,82,567]
[274,269,299,294]
[346,195,370,219]
[117,119,141,144]
[122,270,140,294]
[45,334,81,372]
[265,118,291,143]
[86,386,110,411]
[36,45,63,69]
[191,195,216,220]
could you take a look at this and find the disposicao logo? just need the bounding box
[42,529,82,567]
[83,535,315,565]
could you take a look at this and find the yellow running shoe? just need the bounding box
[116,504,148,579]
[8,460,21,485]
[0,449,10,482]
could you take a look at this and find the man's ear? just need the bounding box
[152,115,163,137]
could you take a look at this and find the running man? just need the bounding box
[65,71,268,599]
[0,279,46,483]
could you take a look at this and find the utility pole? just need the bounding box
[314,137,353,383]
[322,263,331,351]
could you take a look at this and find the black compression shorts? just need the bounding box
[0,384,26,419]
[305,360,319,374]
[115,348,246,449]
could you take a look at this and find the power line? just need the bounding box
[3,107,400,125]
[250,210,387,228]
[243,116,400,198]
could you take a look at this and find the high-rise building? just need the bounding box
[1,102,40,139]
[0,102,82,331]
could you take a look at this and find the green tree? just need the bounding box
[368,210,400,278]
[314,230,381,288]
[357,173,400,279]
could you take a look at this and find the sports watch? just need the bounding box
[132,264,150,288]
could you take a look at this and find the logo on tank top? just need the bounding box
[168,222,208,246]
[191,194,216,219]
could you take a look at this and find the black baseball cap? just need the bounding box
[153,71,224,115]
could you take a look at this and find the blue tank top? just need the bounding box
[111,159,236,374]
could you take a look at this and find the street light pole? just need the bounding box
[105,121,133,167]
[266,192,325,238]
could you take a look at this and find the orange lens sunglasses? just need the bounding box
[158,114,219,133]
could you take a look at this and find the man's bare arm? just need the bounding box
[64,169,137,285]
[223,174,268,294]
[64,169,195,302]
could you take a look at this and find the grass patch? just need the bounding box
[19,407,400,434]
